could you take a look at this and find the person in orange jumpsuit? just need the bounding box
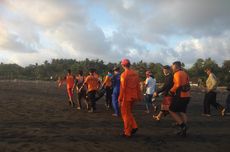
[169,61,191,137]
[119,59,142,138]
[58,69,75,107]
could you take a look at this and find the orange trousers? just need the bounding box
[121,100,138,136]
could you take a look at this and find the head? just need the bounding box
[205,67,212,75]
[145,70,152,78]
[89,68,95,75]
[67,69,72,75]
[108,70,112,75]
[171,61,182,73]
[121,58,131,69]
[78,70,83,76]
[162,65,171,76]
[113,67,120,74]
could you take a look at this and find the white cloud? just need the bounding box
[0,0,230,67]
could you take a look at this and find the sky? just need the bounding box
[0,0,230,67]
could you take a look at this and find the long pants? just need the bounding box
[77,89,87,109]
[121,100,138,136]
[112,90,119,115]
[144,94,153,111]
[105,87,112,107]
[203,91,224,114]
[87,90,97,110]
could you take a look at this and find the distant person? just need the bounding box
[102,70,113,110]
[202,67,225,117]
[169,61,191,137]
[119,59,142,138]
[144,71,156,114]
[73,70,88,110]
[111,67,121,117]
[153,65,173,121]
[80,69,100,113]
[58,69,75,107]
[225,85,230,115]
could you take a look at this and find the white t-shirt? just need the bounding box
[145,77,156,95]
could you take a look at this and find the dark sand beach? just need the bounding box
[0,81,229,152]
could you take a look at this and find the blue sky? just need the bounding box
[0,0,230,67]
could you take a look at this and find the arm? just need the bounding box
[137,76,142,101]
[118,73,126,103]
[170,73,180,95]
[157,76,169,94]
[102,76,108,88]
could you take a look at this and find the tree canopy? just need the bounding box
[0,58,229,85]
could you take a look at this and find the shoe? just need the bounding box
[131,128,138,135]
[112,114,119,117]
[88,108,94,113]
[153,115,160,121]
[145,110,150,114]
[177,125,188,137]
[120,133,131,138]
[202,113,211,117]
[77,107,81,110]
[221,108,226,117]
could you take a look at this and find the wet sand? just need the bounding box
[0,81,229,152]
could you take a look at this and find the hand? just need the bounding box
[118,101,122,107]
[153,92,158,97]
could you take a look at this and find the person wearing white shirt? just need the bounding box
[144,71,156,113]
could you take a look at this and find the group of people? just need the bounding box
[58,58,230,138]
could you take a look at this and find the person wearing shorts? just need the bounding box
[169,61,191,137]
[153,65,173,121]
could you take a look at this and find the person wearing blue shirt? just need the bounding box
[112,67,121,117]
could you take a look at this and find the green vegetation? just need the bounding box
[0,58,229,85]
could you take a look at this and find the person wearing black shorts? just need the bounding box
[169,61,191,137]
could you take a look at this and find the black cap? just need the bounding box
[172,61,182,68]
[163,65,171,69]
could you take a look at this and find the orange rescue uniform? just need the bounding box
[119,69,142,136]
[66,74,75,98]
[103,75,112,87]
[84,75,99,92]
[170,70,190,97]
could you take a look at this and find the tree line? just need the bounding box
[0,58,229,85]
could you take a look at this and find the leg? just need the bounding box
[77,92,82,109]
[180,112,188,124]
[112,92,119,116]
[169,110,183,124]
[121,101,137,136]
[203,93,211,114]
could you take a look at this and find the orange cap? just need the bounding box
[121,58,130,66]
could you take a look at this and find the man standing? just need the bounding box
[144,71,156,114]
[119,59,142,138]
[203,67,225,117]
[112,67,121,117]
[169,61,191,137]
[80,69,100,113]
[102,71,113,110]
